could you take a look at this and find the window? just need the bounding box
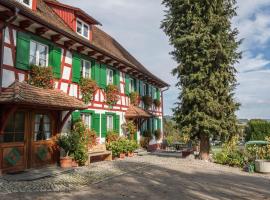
[81,59,91,78]
[76,19,89,39]
[143,83,147,96]
[34,114,51,141]
[16,0,32,8]
[107,115,114,131]
[30,40,49,67]
[1,112,25,143]
[82,114,91,129]
[130,78,135,92]
[107,69,114,85]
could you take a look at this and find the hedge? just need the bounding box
[245,119,270,141]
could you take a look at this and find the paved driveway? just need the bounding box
[1,155,270,200]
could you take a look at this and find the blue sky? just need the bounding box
[60,0,270,119]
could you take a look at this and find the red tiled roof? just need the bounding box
[1,0,169,87]
[125,105,152,118]
[0,81,87,110]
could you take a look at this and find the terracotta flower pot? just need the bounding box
[119,153,126,159]
[128,152,134,157]
[60,156,72,168]
[72,159,79,167]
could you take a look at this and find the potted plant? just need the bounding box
[142,95,153,110]
[154,129,162,141]
[79,77,98,104]
[28,65,54,89]
[130,91,139,106]
[105,84,120,106]
[57,134,73,168]
[153,99,161,108]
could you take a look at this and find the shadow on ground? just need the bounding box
[1,157,270,200]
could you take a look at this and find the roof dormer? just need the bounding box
[16,0,37,10]
[44,0,101,42]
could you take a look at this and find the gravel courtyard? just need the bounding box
[1,154,270,200]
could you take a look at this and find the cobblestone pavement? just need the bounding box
[1,154,270,199]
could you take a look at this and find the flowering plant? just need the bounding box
[130,91,139,106]
[28,65,54,89]
[79,78,98,104]
[105,84,120,106]
[142,95,153,109]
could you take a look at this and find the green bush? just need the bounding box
[245,119,270,141]
[106,138,138,157]
[106,131,119,143]
[213,136,245,167]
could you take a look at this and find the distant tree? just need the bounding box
[245,119,270,141]
[161,0,241,160]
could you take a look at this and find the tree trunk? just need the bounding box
[199,134,210,160]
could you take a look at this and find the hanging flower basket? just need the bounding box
[153,99,161,108]
[142,95,153,109]
[130,91,139,106]
[79,78,98,104]
[28,65,54,89]
[105,84,120,106]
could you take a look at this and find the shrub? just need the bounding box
[153,99,161,108]
[245,137,270,161]
[213,136,245,167]
[143,130,152,139]
[28,65,54,89]
[79,78,98,104]
[140,137,151,149]
[106,84,120,106]
[86,129,98,148]
[130,92,139,106]
[106,130,119,143]
[106,137,133,157]
[245,119,270,141]
[154,129,162,140]
[142,95,153,109]
[122,121,137,139]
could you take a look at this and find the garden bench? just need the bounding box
[87,144,112,165]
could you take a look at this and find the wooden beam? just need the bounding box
[0,106,18,134]
[105,59,113,64]
[97,55,105,61]
[36,27,48,35]
[0,10,14,21]
[88,51,98,56]
[64,40,75,48]
[19,20,33,29]
[51,34,62,43]
[77,46,85,52]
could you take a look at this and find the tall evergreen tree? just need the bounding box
[161,0,241,160]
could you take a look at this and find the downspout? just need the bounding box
[0,8,19,94]
[161,86,170,140]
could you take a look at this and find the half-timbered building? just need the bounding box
[0,0,169,174]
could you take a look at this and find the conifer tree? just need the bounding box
[161,0,241,160]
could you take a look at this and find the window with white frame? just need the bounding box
[16,0,32,8]
[107,115,114,131]
[29,40,49,67]
[82,114,91,129]
[76,19,89,39]
[107,69,114,85]
[154,88,157,99]
[130,78,135,92]
[81,59,91,78]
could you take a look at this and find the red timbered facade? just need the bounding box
[0,0,169,174]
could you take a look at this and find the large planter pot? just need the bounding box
[255,160,270,173]
[72,159,79,167]
[128,152,134,157]
[119,153,126,159]
[60,157,72,168]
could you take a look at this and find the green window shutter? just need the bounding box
[91,61,100,84]
[92,113,100,136]
[139,80,144,96]
[157,88,161,100]
[151,86,155,98]
[72,111,81,124]
[134,79,137,91]
[16,32,30,70]
[125,74,130,95]
[114,114,120,134]
[113,69,120,87]
[49,45,62,79]
[157,118,161,130]
[72,52,81,83]
[101,114,107,138]
[100,64,107,89]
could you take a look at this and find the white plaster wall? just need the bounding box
[2,69,15,87]
[3,46,13,66]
